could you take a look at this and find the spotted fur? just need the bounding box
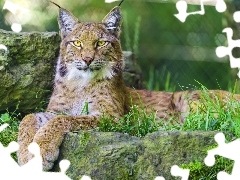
[17,6,240,170]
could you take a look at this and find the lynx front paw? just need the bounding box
[18,114,39,166]
[33,126,64,170]
[33,135,61,170]
[17,147,34,166]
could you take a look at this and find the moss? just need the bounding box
[180,157,233,179]
[54,131,219,180]
[55,131,140,179]
[0,127,18,161]
[0,129,18,147]
[178,143,234,179]
[79,131,90,145]
[0,29,61,112]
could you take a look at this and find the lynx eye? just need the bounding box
[72,40,82,47]
[96,40,107,47]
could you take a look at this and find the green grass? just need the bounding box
[180,157,233,180]
[146,65,177,92]
[99,82,240,138]
[179,83,240,138]
[99,104,159,138]
[98,83,240,179]
[2,83,239,142]
[122,11,141,56]
[0,107,21,146]
[1,82,240,172]
[0,106,21,161]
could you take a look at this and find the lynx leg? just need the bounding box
[171,91,201,122]
[17,112,56,166]
[33,115,98,171]
[17,114,39,166]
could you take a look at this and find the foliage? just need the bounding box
[0,105,21,161]
[99,82,240,140]
[146,65,177,91]
[1,81,240,169]
[180,157,233,180]
[122,11,141,56]
[99,104,159,137]
[179,82,240,138]
[0,106,20,146]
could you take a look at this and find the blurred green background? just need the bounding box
[1,0,240,92]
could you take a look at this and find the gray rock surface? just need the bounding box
[0,29,60,112]
[54,130,217,180]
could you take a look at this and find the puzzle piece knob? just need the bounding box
[59,160,70,174]
[28,142,40,155]
[216,46,228,58]
[81,175,92,180]
[171,165,189,179]
[204,154,215,167]
[7,141,19,153]
[233,11,240,23]
[215,0,227,13]
[154,177,165,180]
[214,132,226,146]
[217,171,231,180]
[0,123,9,132]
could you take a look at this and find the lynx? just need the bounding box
[17,4,240,170]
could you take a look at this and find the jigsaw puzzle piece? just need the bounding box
[233,11,240,23]
[59,159,71,174]
[80,175,92,180]
[0,140,20,178]
[217,165,240,180]
[216,28,240,68]
[154,176,165,180]
[0,123,9,132]
[174,0,204,23]
[171,165,189,180]
[205,133,240,164]
[20,142,43,173]
[217,171,234,180]
[175,0,226,23]
[205,133,240,180]
[215,0,227,12]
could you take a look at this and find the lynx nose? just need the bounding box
[83,56,93,66]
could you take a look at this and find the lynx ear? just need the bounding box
[58,8,79,38]
[102,6,122,38]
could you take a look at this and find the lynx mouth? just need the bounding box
[78,66,102,72]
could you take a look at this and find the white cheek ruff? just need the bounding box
[67,67,92,80]
[98,65,114,79]
[66,62,115,81]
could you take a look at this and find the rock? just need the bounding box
[54,130,217,179]
[0,29,61,112]
[0,29,143,113]
[123,51,144,89]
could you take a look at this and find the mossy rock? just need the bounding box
[54,131,218,179]
[0,29,61,112]
[0,29,143,113]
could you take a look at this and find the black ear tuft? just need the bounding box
[102,7,122,38]
[58,8,79,38]
[118,0,125,7]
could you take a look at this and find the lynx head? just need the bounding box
[56,6,123,81]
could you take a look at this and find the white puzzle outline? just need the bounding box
[155,165,190,180]
[204,132,240,180]
[215,28,240,69]
[1,0,240,179]
[175,0,240,78]
[174,0,226,22]
[0,124,92,180]
[215,25,240,78]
